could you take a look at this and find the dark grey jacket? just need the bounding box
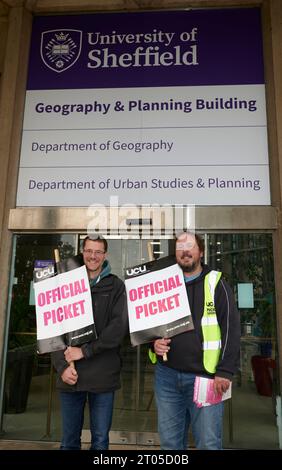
[51,273,128,393]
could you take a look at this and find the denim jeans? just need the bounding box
[60,390,114,450]
[155,362,224,450]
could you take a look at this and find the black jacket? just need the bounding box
[156,264,240,381]
[51,274,128,393]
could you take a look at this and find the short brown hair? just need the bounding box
[83,235,108,252]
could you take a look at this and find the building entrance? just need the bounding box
[0,233,280,448]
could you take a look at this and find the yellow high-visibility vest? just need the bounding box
[202,270,222,373]
[148,270,222,371]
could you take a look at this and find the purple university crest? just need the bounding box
[40,29,82,73]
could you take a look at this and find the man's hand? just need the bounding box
[214,376,231,395]
[64,346,84,362]
[61,365,78,385]
[154,338,171,356]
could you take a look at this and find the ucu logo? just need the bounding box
[126,265,147,276]
[206,301,214,307]
[35,265,55,279]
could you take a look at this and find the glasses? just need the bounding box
[83,249,105,257]
[176,242,195,251]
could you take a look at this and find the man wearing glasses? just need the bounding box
[52,236,128,450]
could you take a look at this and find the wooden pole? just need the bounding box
[54,248,60,264]
[54,248,75,369]
[147,242,167,362]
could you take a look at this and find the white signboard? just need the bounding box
[34,265,93,340]
[125,262,194,346]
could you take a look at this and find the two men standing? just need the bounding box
[52,231,240,451]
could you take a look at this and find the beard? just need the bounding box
[179,260,197,273]
[177,253,202,274]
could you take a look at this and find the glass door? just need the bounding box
[207,234,279,449]
[0,234,77,440]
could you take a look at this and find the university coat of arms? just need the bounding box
[41,29,82,73]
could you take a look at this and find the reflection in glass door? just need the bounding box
[207,234,279,449]
[1,234,77,441]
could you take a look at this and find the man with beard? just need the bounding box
[152,231,240,450]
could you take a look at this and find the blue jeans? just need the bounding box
[155,363,224,450]
[60,390,114,450]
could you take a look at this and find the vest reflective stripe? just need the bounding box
[207,270,218,299]
[201,316,219,327]
[203,340,222,350]
[202,270,222,374]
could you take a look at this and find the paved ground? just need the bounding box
[0,439,159,450]
[0,440,60,450]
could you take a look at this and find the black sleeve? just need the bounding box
[51,349,68,376]
[81,279,129,359]
[214,279,241,381]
